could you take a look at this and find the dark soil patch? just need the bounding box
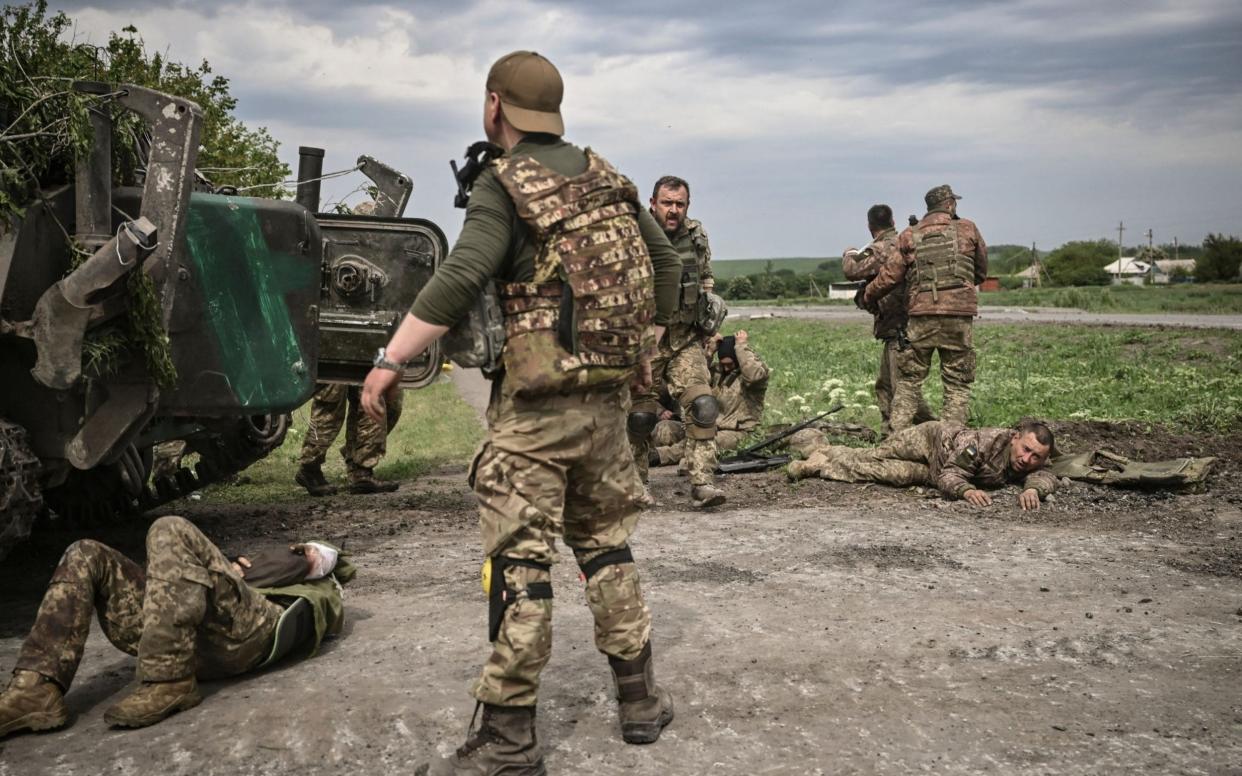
[808,543,966,572]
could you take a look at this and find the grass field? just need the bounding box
[980,283,1242,313]
[712,257,830,279]
[725,319,1242,433]
[199,380,484,504]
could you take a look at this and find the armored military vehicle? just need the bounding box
[0,82,447,558]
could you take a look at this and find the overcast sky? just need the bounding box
[57,0,1242,258]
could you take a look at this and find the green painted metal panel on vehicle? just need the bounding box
[181,194,317,410]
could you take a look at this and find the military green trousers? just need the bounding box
[651,423,748,466]
[876,338,935,437]
[891,315,975,431]
[629,340,717,486]
[15,516,281,689]
[298,382,404,478]
[787,422,939,486]
[470,381,653,707]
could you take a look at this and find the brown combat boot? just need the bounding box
[608,642,674,744]
[0,670,69,738]
[690,484,726,508]
[103,677,201,728]
[348,468,399,494]
[416,703,546,776]
[295,463,337,496]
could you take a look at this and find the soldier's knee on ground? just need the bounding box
[787,428,827,458]
[626,410,658,438]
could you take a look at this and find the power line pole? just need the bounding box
[1116,220,1125,281]
[1173,236,1179,261]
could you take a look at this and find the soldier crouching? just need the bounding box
[788,420,1057,510]
[0,516,353,737]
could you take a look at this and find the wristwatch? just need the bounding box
[372,347,406,372]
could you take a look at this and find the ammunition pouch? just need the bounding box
[679,265,701,311]
[575,546,634,582]
[695,291,728,336]
[442,284,505,379]
[487,555,553,643]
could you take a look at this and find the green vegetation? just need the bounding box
[199,381,485,504]
[1,1,289,226]
[713,257,832,280]
[1044,240,1114,286]
[1196,234,1242,282]
[725,319,1242,434]
[979,283,1242,313]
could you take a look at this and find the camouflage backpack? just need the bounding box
[911,222,975,301]
[491,150,655,397]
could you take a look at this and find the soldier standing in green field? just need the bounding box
[359,51,681,775]
[863,185,987,430]
[294,383,403,495]
[627,175,727,508]
[843,204,935,437]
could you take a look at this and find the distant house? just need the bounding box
[1015,264,1043,288]
[1152,259,1196,284]
[979,276,1001,292]
[1102,257,1150,286]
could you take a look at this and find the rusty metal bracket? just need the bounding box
[357,155,412,217]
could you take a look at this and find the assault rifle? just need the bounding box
[716,403,843,474]
[450,141,504,208]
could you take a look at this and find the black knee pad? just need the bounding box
[688,394,720,428]
[486,556,552,642]
[575,546,635,582]
[627,411,658,436]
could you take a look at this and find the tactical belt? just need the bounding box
[488,556,553,642]
[576,546,634,581]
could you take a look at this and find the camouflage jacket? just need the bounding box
[931,426,1058,500]
[864,212,987,317]
[663,217,715,351]
[842,227,906,339]
[710,341,769,432]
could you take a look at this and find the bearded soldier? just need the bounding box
[863,185,987,430]
[842,204,935,437]
[360,51,681,775]
[628,175,726,508]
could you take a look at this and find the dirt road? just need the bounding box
[2,421,1239,775]
[732,304,1242,330]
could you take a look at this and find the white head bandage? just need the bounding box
[305,542,339,580]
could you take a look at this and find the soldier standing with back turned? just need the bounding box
[863,185,987,430]
[628,175,726,508]
[360,51,682,775]
[842,204,935,437]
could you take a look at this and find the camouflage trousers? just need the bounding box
[787,422,939,486]
[891,316,975,432]
[877,338,936,437]
[470,380,652,708]
[652,422,748,466]
[298,382,403,478]
[630,341,717,486]
[14,516,281,690]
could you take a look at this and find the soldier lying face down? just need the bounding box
[788,419,1057,510]
[0,516,353,737]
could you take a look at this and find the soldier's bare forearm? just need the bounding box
[385,313,450,364]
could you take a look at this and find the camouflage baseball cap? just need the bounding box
[924,184,962,209]
[486,51,564,136]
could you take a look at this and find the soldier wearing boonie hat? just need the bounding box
[359,50,683,776]
[862,183,988,431]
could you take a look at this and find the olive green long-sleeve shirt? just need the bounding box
[411,135,682,327]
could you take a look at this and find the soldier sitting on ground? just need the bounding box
[0,516,353,738]
[650,329,770,467]
[787,419,1057,510]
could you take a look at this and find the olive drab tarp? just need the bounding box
[1048,449,1217,489]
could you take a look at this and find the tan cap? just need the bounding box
[486,51,564,136]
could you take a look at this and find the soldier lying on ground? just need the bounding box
[0,516,353,738]
[787,419,1057,510]
[650,329,770,467]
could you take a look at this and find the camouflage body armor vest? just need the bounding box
[911,222,975,301]
[491,150,655,397]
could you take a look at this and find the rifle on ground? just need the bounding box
[716,403,843,474]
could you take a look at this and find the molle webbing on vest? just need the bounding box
[912,223,974,300]
[492,150,655,394]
